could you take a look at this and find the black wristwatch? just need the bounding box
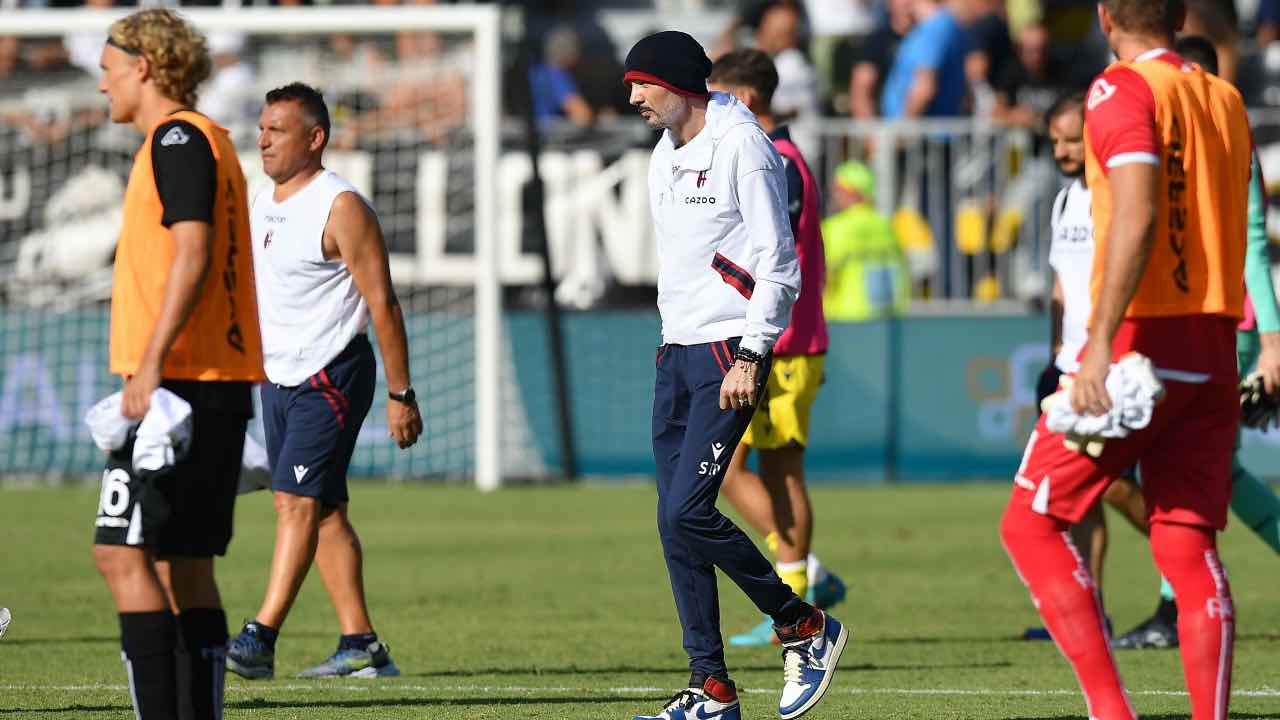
[389,387,416,405]
[734,347,764,366]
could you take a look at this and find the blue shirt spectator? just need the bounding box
[529,63,581,124]
[528,25,595,129]
[1259,0,1280,46]
[880,1,968,118]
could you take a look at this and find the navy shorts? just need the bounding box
[260,335,375,506]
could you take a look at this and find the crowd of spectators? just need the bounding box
[2,0,1279,306]
[4,0,1280,135]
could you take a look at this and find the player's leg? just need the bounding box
[1102,475,1148,532]
[1229,331,1280,552]
[290,336,395,679]
[227,379,332,680]
[1027,485,1113,641]
[1230,458,1280,553]
[727,356,843,646]
[641,344,746,720]
[156,556,225,720]
[303,503,399,678]
[719,444,774,538]
[1103,475,1180,650]
[652,344,735,686]
[759,445,812,591]
[314,504,372,635]
[1068,502,1107,592]
[760,356,843,607]
[715,418,788,650]
[666,342,843,720]
[1000,416,1150,720]
[1142,381,1237,720]
[721,419,821,644]
[154,405,246,720]
[255,492,323,628]
[93,448,180,719]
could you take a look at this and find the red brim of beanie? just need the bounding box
[623,71,708,98]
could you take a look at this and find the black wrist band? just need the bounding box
[734,347,764,365]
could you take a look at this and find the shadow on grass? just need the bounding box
[405,660,1012,678]
[229,695,668,709]
[0,635,119,646]
[1014,715,1276,720]
[0,705,124,715]
[0,696,669,715]
[863,635,1029,645]
[1237,632,1280,642]
[2,630,333,647]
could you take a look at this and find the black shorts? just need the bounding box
[93,382,250,557]
[1036,363,1064,408]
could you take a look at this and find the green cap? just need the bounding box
[834,161,876,201]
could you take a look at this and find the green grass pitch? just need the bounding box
[2,482,1279,719]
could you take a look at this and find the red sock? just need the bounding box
[1151,522,1234,720]
[1001,503,1135,720]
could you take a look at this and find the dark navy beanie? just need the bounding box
[623,31,712,97]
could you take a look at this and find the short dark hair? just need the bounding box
[265,82,331,146]
[708,49,779,109]
[1044,90,1086,128]
[1174,35,1219,75]
[1102,0,1186,37]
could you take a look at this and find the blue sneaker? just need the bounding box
[226,622,275,680]
[807,573,846,610]
[729,617,777,647]
[297,640,401,678]
[774,609,848,720]
[734,572,848,647]
[634,676,741,720]
[1022,626,1052,641]
[1026,616,1112,642]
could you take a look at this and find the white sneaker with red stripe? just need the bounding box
[633,675,742,720]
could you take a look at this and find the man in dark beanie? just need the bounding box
[624,30,847,720]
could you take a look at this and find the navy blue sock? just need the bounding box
[248,621,279,650]
[339,632,378,651]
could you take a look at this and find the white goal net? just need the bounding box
[0,6,523,489]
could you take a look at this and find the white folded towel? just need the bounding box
[84,389,193,473]
[237,433,272,495]
[1043,353,1166,441]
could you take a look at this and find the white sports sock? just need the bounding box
[807,554,828,586]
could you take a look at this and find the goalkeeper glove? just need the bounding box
[1240,372,1280,430]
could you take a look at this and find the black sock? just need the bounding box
[120,611,179,720]
[247,621,279,651]
[176,608,228,720]
[338,632,378,651]
[1156,596,1179,625]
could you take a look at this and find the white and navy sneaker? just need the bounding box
[774,608,848,719]
[634,675,742,720]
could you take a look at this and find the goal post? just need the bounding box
[0,5,508,489]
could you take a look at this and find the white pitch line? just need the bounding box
[4,683,1280,698]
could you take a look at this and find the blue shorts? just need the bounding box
[261,335,375,506]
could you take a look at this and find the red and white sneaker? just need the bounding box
[633,675,742,720]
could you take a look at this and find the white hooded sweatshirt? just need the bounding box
[646,92,801,355]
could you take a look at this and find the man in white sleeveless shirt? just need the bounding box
[227,83,422,680]
[1023,91,1117,640]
